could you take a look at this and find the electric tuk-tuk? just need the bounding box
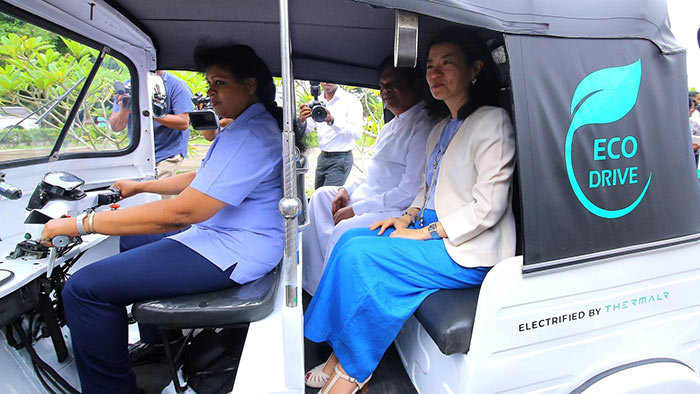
[1,0,700,393]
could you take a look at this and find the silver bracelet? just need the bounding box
[75,213,88,236]
[87,212,96,234]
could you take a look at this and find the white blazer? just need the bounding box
[411,106,516,268]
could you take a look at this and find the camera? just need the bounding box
[309,81,328,123]
[189,92,219,130]
[151,83,168,118]
[114,81,131,109]
[192,92,212,110]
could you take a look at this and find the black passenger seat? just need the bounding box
[412,168,522,355]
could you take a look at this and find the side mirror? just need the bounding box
[394,10,419,68]
[148,72,168,118]
[189,92,220,130]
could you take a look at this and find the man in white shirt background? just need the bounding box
[302,58,434,295]
[298,83,364,188]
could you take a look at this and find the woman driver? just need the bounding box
[40,44,297,394]
[303,27,516,394]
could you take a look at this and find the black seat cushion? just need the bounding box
[132,265,280,329]
[414,287,480,355]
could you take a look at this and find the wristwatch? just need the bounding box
[428,222,441,240]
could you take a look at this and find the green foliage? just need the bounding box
[0,31,130,153]
[0,15,67,53]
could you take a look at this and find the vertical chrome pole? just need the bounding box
[278,0,300,308]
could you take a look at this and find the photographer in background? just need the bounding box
[298,82,363,188]
[109,70,194,181]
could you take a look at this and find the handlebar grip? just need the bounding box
[0,181,22,200]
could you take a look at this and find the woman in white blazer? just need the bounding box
[303,27,516,394]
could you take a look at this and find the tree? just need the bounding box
[0,33,130,151]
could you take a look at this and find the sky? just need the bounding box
[668,0,700,89]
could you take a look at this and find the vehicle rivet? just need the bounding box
[142,110,150,117]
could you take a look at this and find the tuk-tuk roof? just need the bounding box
[105,0,681,88]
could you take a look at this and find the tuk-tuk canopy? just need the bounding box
[106,0,681,87]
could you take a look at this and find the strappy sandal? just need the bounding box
[318,364,371,394]
[305,355,333,388]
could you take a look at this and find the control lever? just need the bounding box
[0,172,22,200]
[46,235,71,277]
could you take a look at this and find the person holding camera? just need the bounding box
[298,82,364,188]
[302,58,433,296]
[109,70,193,181]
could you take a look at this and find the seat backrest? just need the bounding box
[512,166,523,256]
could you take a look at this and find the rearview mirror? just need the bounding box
[394,10,419,68]
[147,72,168,118]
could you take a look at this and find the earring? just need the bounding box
[471,78,477,85]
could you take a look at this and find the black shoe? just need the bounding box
[128,342,167,366]
[129,338,186,366]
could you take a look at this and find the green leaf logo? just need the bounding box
[565,59,651,219]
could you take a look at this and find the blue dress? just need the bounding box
[304,119,491,382]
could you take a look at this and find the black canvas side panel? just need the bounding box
[507,36,700,268]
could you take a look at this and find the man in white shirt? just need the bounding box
[299,83,364,188]
[690,91,700,124]
[302,58,434,294]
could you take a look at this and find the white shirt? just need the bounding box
[692,110,700,124]
[344,102,434,215]
[304,87,364,152]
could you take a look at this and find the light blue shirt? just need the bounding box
[170,103,284,284]
[426,118,464,209]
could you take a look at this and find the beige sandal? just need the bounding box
[305,357,332,388]
[318,364,371,394]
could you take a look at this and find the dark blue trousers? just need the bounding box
[62,235,235,394]
[119,231,184,344]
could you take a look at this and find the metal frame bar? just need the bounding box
[278,0,299,308]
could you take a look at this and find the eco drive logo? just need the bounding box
[565,59,651,219]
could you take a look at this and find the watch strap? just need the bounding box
[428,222,441,240]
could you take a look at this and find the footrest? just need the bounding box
[414,287,480,355]
[132,265,281,329]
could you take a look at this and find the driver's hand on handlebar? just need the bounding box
[298,104,311,123]
[110,179,140,199]
[39,217,76,247]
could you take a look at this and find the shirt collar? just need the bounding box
[226,102,267,131]
[394,101,424,120]
[159,71,169,82]
[323,87,344,104]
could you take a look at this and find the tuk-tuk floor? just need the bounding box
[303,292,418,394]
